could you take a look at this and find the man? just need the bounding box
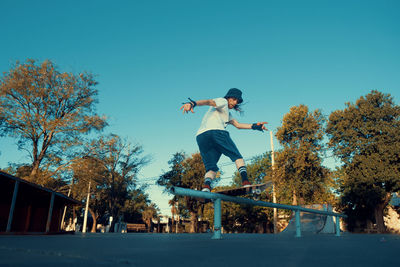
[180,88,267,192]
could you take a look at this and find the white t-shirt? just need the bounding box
[196,98,233,136]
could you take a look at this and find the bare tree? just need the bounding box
[80,134,150,231]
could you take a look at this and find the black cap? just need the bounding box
[224,88,243,104]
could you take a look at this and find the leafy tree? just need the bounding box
[157,152,206,233]
[180,153,207,232]
[122,189,155,224]
[0,59,107,184]
[275,104,331,205]
[157,152,186,232]
[327,90,400,232]
[142,204,159,232]
[157,152,185,190]
[69,155,106,232]
[232,153,273,186]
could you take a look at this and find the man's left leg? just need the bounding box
[235,158,251,186]
[214,131,252,187]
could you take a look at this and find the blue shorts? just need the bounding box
[196,130,243,172]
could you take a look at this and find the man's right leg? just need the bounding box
[196,131,221,192]
[202,170,217,192]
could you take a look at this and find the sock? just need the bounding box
[204,177,212,187]
[238,166,249,182]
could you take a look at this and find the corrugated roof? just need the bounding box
[0,170,81,205]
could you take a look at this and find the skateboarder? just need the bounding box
[180,88,267,192]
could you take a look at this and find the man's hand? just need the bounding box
[180,103,194,114]
[180,98,197,114]
[252,122,268,131]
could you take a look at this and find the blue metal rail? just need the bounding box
[171,186,347,239]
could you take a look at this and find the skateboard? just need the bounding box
[198,181,272,203]
[215,182,272,200]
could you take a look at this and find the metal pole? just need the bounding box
[270,131,278,234]
[6,180,20,232]
[295,209,301,238]
[172,187,346,217]
[171,187,347,239]
[82,181,91,233]
[335,216,341,237]
[46,192,55,233]
[212,198,222,239]
[175,202,179,233]
[60,189,71,230]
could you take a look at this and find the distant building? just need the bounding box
[0,171,81,234]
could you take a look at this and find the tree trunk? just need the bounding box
[30,140,39,182]
[72,206,76,231]
[30,160,41,183]
[374,204,386,233]
[89,208,97,233]
[171,205,176,233]
[292,190,297,206]
[190,211,198,233]
[30,134,53,184]
[171,214,175,233]
[108,198,116,232]
[374,193,391,233]
[146,219,151,233]
[109,210,118,233]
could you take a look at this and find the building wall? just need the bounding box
[0,171,81,234]
[0,177,14,231]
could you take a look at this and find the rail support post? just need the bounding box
[335,215,341,237]
[46,192,55,233]
[212,198,222,239]
[6,180,20,232]
[295,209,301,238]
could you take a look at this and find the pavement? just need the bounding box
[0,232,399,267]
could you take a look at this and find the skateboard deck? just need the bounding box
[197,181,272,203]
[214,182,272,197]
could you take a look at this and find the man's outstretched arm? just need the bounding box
[230,119,268,131]
[180,99,216,114]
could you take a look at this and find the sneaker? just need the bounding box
[242,180,252,187]
[201,184,211,192]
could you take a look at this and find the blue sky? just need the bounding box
[1,0,399,216]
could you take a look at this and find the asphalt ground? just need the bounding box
[0,232,399,267]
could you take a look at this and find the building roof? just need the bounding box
[0,170,81,206]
